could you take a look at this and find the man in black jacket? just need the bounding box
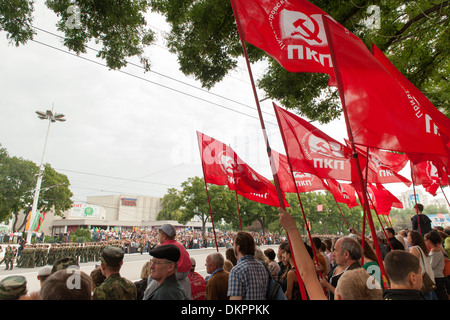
[385,228,405,251]
[146,244,188,300]
[411,203,432,236]
[383,250,425,300]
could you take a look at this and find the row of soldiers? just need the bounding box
[16,242,124,268]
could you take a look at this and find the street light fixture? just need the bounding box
[27,107,66,243]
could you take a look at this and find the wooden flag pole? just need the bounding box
[323,16,389,289]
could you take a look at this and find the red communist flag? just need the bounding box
[197,131,288,207]
[230,0,337,84]
[324,179,359,209]
[372,45,450,139]
[411,161,449,196]
[371,45,450,165]
[346,141,411,187]
[367,184,403,216]
[273,103,366,182]
[322,17,448,165]
[271,149,327,193]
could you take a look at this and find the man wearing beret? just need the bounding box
[145,244,188,300]
[143,224,192,299]
[92,246,137,300]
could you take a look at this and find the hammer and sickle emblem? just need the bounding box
[291,15,322,43]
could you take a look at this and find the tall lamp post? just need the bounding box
[26,107,66,243]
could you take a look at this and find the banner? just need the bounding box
[323,16,448,165]
[230,0,338,84]
[271,149,327,193]
[324,179,359,209]
[411,161,449,196]
[197,131,289,207]
[273,103,366,182]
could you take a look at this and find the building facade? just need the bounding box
[51,194,211,235]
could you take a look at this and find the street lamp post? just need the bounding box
[26,107,66,244]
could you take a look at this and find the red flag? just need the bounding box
[411,161,449,196]
[230,0,337,85]
[367,184,403,216]
[324,179,359,209]
[197,131,288,207]
[323,17,448,165]
[346,141,411,187]
[272,149,327,193]
[274,103,366,182]
[371,45,450,139]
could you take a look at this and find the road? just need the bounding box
[0,245,279,295]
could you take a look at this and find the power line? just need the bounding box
[30,26,278,125]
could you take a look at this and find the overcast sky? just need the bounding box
[0,2,445,207]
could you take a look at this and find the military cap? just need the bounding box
[150,244,180,262]
[0,276,27,300]
[51,257,80,274]
[100,246,124,267]
[156,224,176,237]
[38,266,52,277]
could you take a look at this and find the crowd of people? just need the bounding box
[0,203,449,301]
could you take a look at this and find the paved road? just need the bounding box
[0,245,279,295]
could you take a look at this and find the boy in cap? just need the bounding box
[145,244,188,300]
[92,246,137,300]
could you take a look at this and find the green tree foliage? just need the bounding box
[1,0,154,70]
[158,176,386,236]
[0,145,73,231]
[151,0,449,122]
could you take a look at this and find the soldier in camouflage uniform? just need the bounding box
[3,246,15,270]
[92,246,137,300]
[0,275,27,300]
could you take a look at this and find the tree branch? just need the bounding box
[384,1,449,48]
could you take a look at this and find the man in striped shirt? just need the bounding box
[227,231,269,300]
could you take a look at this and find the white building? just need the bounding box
[51,194,211,235]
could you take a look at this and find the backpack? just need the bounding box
[265,265,287,300]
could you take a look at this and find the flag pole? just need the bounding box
[234,191,243,231]
[333,198,350,229]
[273,106,325,285]
[441,185,450,208]
[197,132,219,252]
[229,144,243,231]
[323,16,389,289]
[410,161,422,235]
[231,1,308,299]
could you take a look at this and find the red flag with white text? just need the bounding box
[197,131,288,207]
[272,149,327,193]
[367,184,403,216]
[324,179,359,209]
[230,0,337,85]
[323,17,448,165]
[411,161,449,196]
[273,103,366,182]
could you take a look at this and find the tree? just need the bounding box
[0,0,154,70]
[0,145,73,231]
[151,0,449,122]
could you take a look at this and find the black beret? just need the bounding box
[149,244,180,262]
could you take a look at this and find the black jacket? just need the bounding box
[383,289,425,300]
